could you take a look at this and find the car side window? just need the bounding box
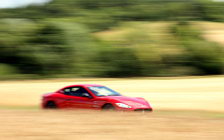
[63,88,72,95]
[63,87,90,97]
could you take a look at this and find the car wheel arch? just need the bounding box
[45,100,57,109]
[101,103,115,110]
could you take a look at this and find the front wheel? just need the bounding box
[102,104,115,111]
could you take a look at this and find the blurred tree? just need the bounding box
[171,22,224,75]
[25,23,68,75]
[94,47,142,77]
[0,0,224,79]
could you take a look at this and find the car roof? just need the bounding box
[63,84,103,88]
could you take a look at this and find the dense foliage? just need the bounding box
[0,0,223,79]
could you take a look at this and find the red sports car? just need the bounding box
[42,84,153,111]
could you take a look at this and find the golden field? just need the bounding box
[0,110,224,140]
[0,76,224,112]
[0,76,224,140]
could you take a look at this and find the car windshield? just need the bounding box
[88,86,121,97]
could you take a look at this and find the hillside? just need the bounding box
[0,0,224,78]
[96,21,224,46]
[196,22,224,45]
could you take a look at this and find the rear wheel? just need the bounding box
[45,101,57,109]
[102,104,115,111]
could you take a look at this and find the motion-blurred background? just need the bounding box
[0,0,223,79]
[0,1,224,140]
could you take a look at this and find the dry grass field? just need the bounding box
[197,22,224,45]
[0,110,224,140]
[0,76,224,112]
[0,76,224,140]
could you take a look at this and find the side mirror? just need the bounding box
[82,93,92,98]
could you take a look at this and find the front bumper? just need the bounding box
[134,108,153,112]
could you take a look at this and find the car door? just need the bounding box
[62,86,94,109]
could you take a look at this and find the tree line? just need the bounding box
[0,0,223,79]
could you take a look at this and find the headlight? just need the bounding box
[115,103,132,108]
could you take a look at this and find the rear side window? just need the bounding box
[63,87,89,97]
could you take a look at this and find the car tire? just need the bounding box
[102,104,115,111]
[45,101,57,109]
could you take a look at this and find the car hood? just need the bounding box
[101,96,151,108]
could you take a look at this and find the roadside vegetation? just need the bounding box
[0,0,224,79]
